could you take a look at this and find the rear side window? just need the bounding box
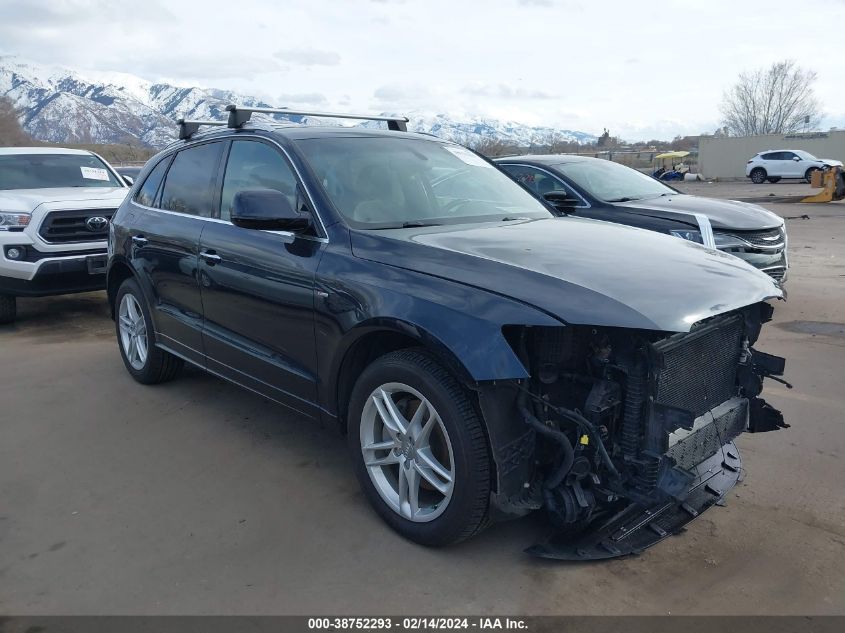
[159,142,225,217]
[220,140,298,221]
[134,158,169,207]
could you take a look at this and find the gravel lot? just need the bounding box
[1,182,843,615]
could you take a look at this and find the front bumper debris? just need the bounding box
[527,440,742,560]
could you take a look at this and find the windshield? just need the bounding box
[0,153,123,191]
[794,150,818,160]
[295,136,552,228]
[556,159,675,202]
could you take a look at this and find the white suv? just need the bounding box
[0,147,129,324]
[746,149,843,184]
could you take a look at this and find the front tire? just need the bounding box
[115,278,183,384]
[750,168,767,184]
[347,349,491,546]
[805,167,821,184]
[0,294,16,324]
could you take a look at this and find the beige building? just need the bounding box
[698,130,845,180]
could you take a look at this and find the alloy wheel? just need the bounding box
[118,293,148,371]
[360,382,455,522]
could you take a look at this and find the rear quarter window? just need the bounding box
[134,158,170,207]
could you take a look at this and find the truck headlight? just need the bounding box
[670,229,703,244]
[0,212,31,230]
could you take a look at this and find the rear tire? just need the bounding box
[115,277,183,384]
[767,177,781,183]
[805,167,821,184]
[750,168,767,184]
[0,294,16,324]
[347,348,491,546]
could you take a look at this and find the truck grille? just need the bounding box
[651,314,743,419]
[38,209,115,243]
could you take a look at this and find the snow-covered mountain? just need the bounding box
[362,112,595,147]
[1,56,596,148]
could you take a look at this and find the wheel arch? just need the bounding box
[330,320,479,429]
[106,257,135,318]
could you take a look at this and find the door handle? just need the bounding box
[131,235,148,246]
[200,250,222,265]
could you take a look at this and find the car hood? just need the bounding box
[0,187,129,213]
[350,217,783,333]
[819,158,843,167]
[616,194,783,231]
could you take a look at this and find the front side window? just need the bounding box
[295,137,551,228]
[159,142,224,217]
[220,140,298,221]
[0,153,123,190]
[134,157,170,207]
[554,159,675,203]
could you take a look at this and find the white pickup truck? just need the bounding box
[0,147,130,323]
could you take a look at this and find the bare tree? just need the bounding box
[720,60,821,136]
[0,96,33,146]
[466,136,520,158]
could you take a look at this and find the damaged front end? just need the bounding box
[478,302,788,560]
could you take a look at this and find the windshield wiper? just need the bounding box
[400,221,442,228]
[607,196,640,202]
[501,216,532,221]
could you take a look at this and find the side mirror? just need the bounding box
[543,191,579,209]
[793,156,801,161]
[122,175,134,186]
[231,189,311,232]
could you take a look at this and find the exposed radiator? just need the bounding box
[652,314,744,419]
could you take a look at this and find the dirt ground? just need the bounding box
[1,184,843,615]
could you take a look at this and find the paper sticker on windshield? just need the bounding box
[444,146,493,168]
[80,167,110,181]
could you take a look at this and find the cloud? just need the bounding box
[273,48,341,67]
[277,92,328,105]
[144,56,281,81]
[518,0,553,6]
[462,83,558,100]
[373,83,432,102]
[0,0,174,27]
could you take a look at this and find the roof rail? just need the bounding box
[177,118,226,140]
[225,104,409,131]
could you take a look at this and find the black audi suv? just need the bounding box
[495,155,789,283]
[107,107,788,559]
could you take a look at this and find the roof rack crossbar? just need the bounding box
[225,105,409,131]
[177,119,227,140]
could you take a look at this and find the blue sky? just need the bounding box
[1,0,844,141]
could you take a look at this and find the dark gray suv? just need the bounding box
[106,106,789,559]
